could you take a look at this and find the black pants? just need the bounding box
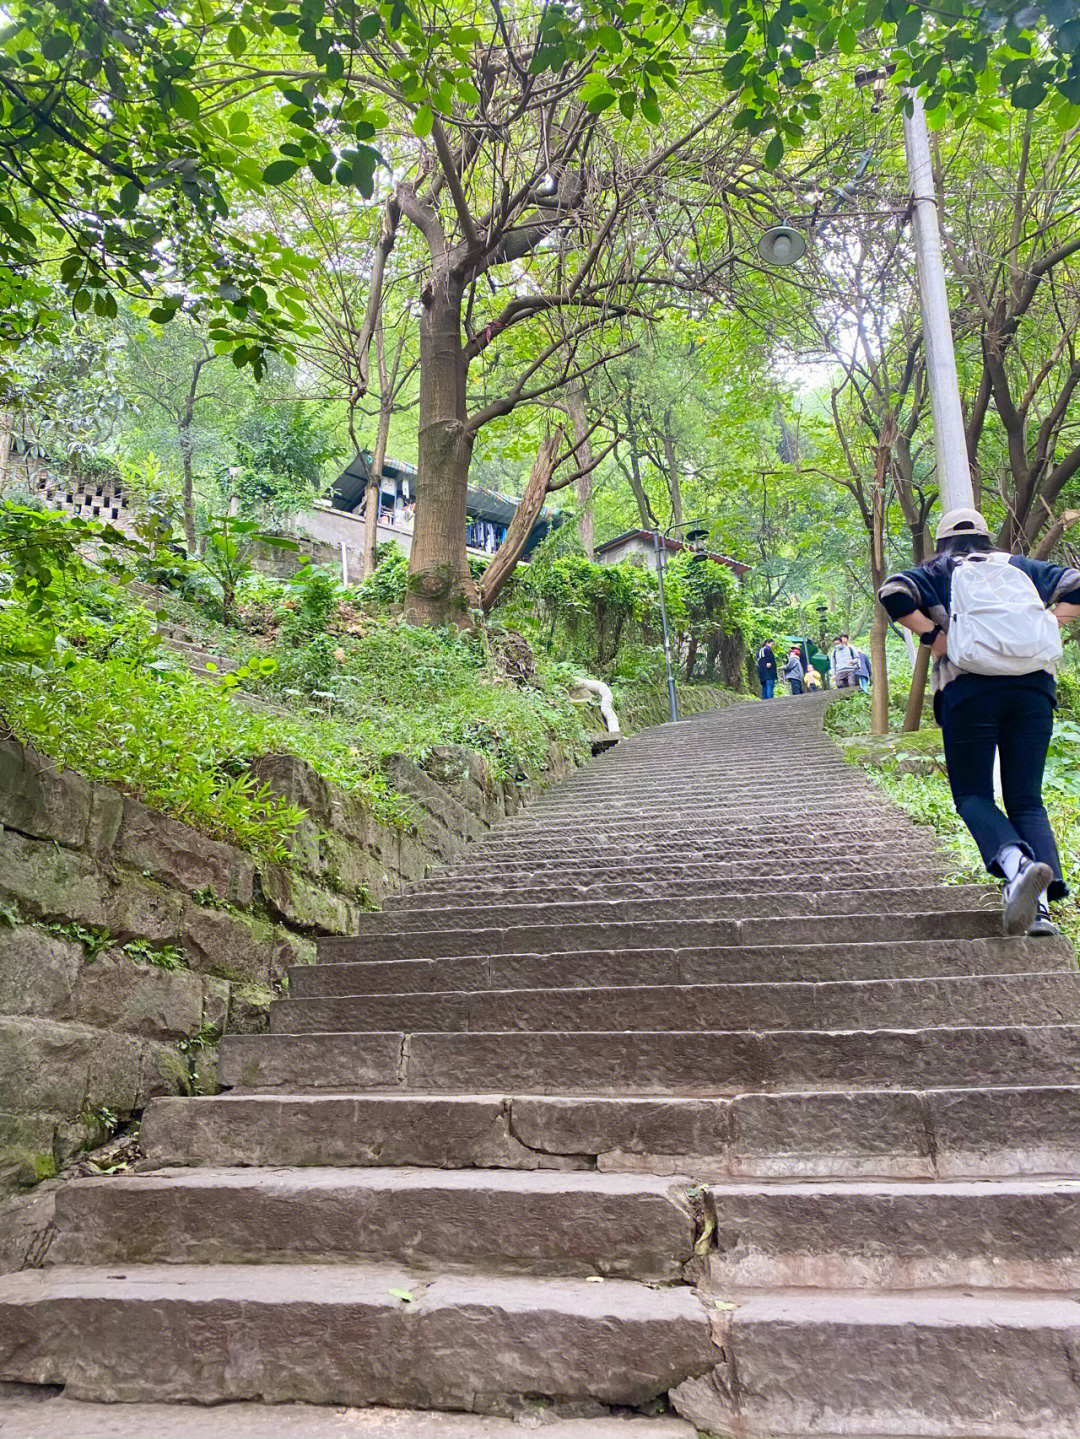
[939,684,1066,900]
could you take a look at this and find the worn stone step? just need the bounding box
[407,860,952,895]
[320,909,1004,963]
[482,825,925,853]
[272,973,1080,1037]
[671,1288,1080,1438]
[0,1263,714,1409]
[448,839,943,873]
[141,1085,1080,1180]
[358,886,996,932]
[219,1023,1080,1095]
[50,1168,697,1279]
[698,1177,1080,1290]
[0,1396,697,1439]
[291,936,1074,998]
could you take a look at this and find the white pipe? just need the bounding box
[340,540,348,587]
[572,677,621,734]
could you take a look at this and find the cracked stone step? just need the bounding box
[0,1397,698,1439]
[406,861,953,895]
[140,1087,1080,1179]
[698,1177,1080,1290]
[49,1168,697,1280]
[290,936,1075,997]
[0,1264,715,1409]
[355,886,997,932]
[218,1023,1080,1095]
[319,910,1005,964]
[384,866,953,902]
[670,1288,1080,1438]
[271,972,1080,1037]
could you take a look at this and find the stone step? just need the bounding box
[219,1023,1080,1095]
[407,860,952,895]
[450,839,942,872]
[291,936,1073,997]
[480,823,920,840]
[272,972,1080,1037]
[0,1397,697,1439]
[319,909,1004,963]
[0,1264,714,1409]
[411,867,953,901]
[699,1177,1080,1290]
[141,1086,1080,1180]
[670,1288,1080,1438]
[358,885,996,932]
[50,1168,697,1280]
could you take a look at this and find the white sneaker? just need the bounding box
[1003,860,1054,936]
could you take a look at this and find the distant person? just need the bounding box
[830,633,859,689]
[856,647,872,694]
[783,645,805,695]
[879,507,1080,937]
[756,640,778,699]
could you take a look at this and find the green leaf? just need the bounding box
[893,8,921,46]
[227,25,247,57]
[357,13,381,39]
[412,105,433,137]
[388,1288,414,1303]
[836,23,856,54]
[618,91,636,119]
[764,132,784,169]
[1012,81,1047,109]
[262,159,301,184]
[41,30,73,61]
[597,24,623,52]
[640,96,662,124]
[171,85,200,122]
[586,91,617,113]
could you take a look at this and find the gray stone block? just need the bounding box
[260,865,359,935]
[180,902,299,986]
[116,798,255,905]
[0,740,90,848]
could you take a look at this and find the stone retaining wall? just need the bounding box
[0,735,573,1188]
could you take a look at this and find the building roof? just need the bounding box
[329,454,560,550]
[595,529,749,576]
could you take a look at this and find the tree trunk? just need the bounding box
[870,422,891,737]
[480,432,561,614]
[179,425,197,554]
[903,644,931,732]
[405,273,477,626]
[362,475,380,577]
[563,385,594,558]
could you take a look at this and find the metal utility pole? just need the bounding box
[901,89,974,513]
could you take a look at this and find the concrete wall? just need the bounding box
[0,736,573,1189]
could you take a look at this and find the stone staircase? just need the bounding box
[2,692,1079,1437]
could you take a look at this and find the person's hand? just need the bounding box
[931,631,948,658]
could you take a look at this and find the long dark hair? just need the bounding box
[923,532,994,580]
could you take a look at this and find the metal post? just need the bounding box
[652,528,679,723]
[902,90,975,512]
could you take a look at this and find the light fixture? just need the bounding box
[758,225,806,267]
[686,527,710,563]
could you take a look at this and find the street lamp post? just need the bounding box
[652,519,710,724]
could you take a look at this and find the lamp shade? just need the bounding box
[757,225,806,267]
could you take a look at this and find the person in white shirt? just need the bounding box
[830,633,859,690]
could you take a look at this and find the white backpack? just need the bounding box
[947,552,1062,676]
